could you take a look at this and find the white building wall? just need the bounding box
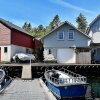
[11,44,33,58]
[44,48,56,61]
[0,44,33,62]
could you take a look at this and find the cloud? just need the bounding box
[49,0,95,14]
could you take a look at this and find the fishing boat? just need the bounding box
[44,68,88,99]
[0,69,5,84]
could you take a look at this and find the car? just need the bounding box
[12,53,35,63]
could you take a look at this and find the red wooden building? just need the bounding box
[0,18,36,62]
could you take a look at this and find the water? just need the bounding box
[87,77,100,98]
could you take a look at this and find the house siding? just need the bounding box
[11,44,33,58]
[11,29,34,49]
[42,23,91,63]
[43,24,90,48]
[89,18,100,43]
[0,23,11,45]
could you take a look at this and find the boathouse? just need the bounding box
[41,21,91,64]
[87,14,100,63]
[0,18,36,63]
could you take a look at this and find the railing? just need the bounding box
[45,68,87,85]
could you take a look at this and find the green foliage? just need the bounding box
[76,13,87,32]
[22,15,62,37]
[49,15,61,30]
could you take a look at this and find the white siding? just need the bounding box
[93,32,100,43]
[44,48,56,60]
[0,44,33,62]
[11,45,33,58]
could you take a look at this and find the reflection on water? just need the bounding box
[87,77,100,98]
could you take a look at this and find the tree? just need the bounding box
[22,22,32,33]
[76,13,87,32]
[27,23,32,32]
[38,25,44,31]
[49,15,61,30]
[22,22,28,30]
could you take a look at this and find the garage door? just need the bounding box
[0,48,1,62]
[57,48,76,63]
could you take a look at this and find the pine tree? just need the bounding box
[27,23,32,32]
[38,25,44,31]
[76,13,87,32]
[22,22,32,33]
[49,15,61,30]
[22,22,28,31]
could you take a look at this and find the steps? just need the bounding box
[21,64,32,79]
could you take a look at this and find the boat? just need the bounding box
[44,68,88,99]
[0,69,5,84]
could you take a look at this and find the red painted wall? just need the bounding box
[11,29,34,49]
[0,23,11,45]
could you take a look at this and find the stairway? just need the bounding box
[22,64,32,79]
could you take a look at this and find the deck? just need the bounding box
[0,79,56,100]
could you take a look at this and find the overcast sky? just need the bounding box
[0,0,100,27]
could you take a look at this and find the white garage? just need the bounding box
[57,48,76,63]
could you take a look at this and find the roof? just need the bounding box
[86,14,100,35]
[41,21,91,40]
[89,14,100,26]
[0,18,33,37]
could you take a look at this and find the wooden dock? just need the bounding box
[0,79,56,100]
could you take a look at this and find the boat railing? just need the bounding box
[59,68,85,78]
[47,75,87,85]
[45,68,87,85]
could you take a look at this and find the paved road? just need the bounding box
[0,79,53,100]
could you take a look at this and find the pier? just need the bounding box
[0,63,100,99]
[0,79,56,100]
[0,63,100,78]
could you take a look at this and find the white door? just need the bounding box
[57,48,76,63]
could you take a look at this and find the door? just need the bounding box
[0,48,1,63]
[57,48,76,63]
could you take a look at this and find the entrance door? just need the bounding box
[0,48,1,63]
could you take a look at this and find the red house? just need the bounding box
[0,18,35,62]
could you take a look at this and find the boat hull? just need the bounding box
[46,81,87,99]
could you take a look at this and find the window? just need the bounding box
[68,30,74,40]
[48,49,52,54]
[57,32,64,40]
[4,47,7,53]
[95,25,100,31]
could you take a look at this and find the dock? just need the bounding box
[0,79,56,100]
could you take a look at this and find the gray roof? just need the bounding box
[0,18,33,37]
[89,14,100,26]
[86,14,100,35]
[41,21,91,40]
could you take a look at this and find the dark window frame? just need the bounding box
[4,47,7,53]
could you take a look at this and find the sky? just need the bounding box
[0,0,100,27]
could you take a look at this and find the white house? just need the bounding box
[87,14,100,63]
[41,21,91,64]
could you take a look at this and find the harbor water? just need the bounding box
[88,77,100,98]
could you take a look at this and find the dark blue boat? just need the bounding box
[44,68,88,99]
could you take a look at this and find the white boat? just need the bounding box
[12,53,35,63]
[44,68,88,99]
